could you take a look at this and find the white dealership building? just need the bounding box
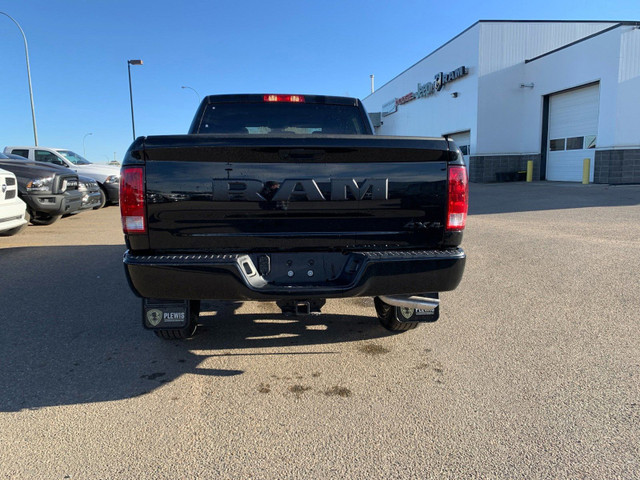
[363,20,640,183]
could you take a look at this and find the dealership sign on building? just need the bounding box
[382,65,469,116]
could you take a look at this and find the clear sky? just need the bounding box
[1,0,638,164]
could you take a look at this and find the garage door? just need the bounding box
[547,84,599,182]
[447,131,470,168]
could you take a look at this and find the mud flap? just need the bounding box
[142,298,190,329]
[395,293,439,323]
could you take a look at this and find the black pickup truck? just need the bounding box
[121,94,468,339]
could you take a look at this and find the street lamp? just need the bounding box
[1,12,38,145]
[83,132,93,157]
[127,59,143,141]
[181,85,200,102]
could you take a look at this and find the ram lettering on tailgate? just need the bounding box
[212,178,388,201]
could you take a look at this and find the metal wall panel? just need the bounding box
[479,22,617,76]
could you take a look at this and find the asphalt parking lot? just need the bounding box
[1,182,638,479]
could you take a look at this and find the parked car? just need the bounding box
[0,153,83,225]
[0,167,28,236]
[5,153,103,211]
[77,176,103,210]
[3,146,120,207]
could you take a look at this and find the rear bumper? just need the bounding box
[123,248,465,301]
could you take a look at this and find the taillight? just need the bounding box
[446,165,468,230]
[120,166,146,234]
[263,94,305,103]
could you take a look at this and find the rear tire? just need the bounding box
[154,300,200,339]
[93,187,107,210]
[374,296,420,332]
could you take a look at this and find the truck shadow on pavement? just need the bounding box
[0,245,393,412]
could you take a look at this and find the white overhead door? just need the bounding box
[447,131,471,168]
[547,84,599,182]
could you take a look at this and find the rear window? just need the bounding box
[196,102,367,135]
[10,149,29,158]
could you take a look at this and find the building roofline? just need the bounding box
[363,21,480,100]
[525,22,639,63]
[364,19,636,101]
[476,19,636,24]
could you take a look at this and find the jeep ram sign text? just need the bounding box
[382,66,469,116]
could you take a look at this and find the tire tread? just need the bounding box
[153,300,200,340]
[374,296,420,332]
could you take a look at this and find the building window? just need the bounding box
[459,145,469,155]
[585,135,596,149]
[566,136,584,150]
[550,139,565,151]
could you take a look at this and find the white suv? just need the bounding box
[4,146,120,207]
[0,167,28,236]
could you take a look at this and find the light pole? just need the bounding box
[83,132,93,157]
[1,12,38,145]
[127,59,143,141]
[181,85,200,103]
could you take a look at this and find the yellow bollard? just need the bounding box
[582,158,590,184]
[526,160,533,182]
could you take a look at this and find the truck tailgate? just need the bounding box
[142,135,450,252]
